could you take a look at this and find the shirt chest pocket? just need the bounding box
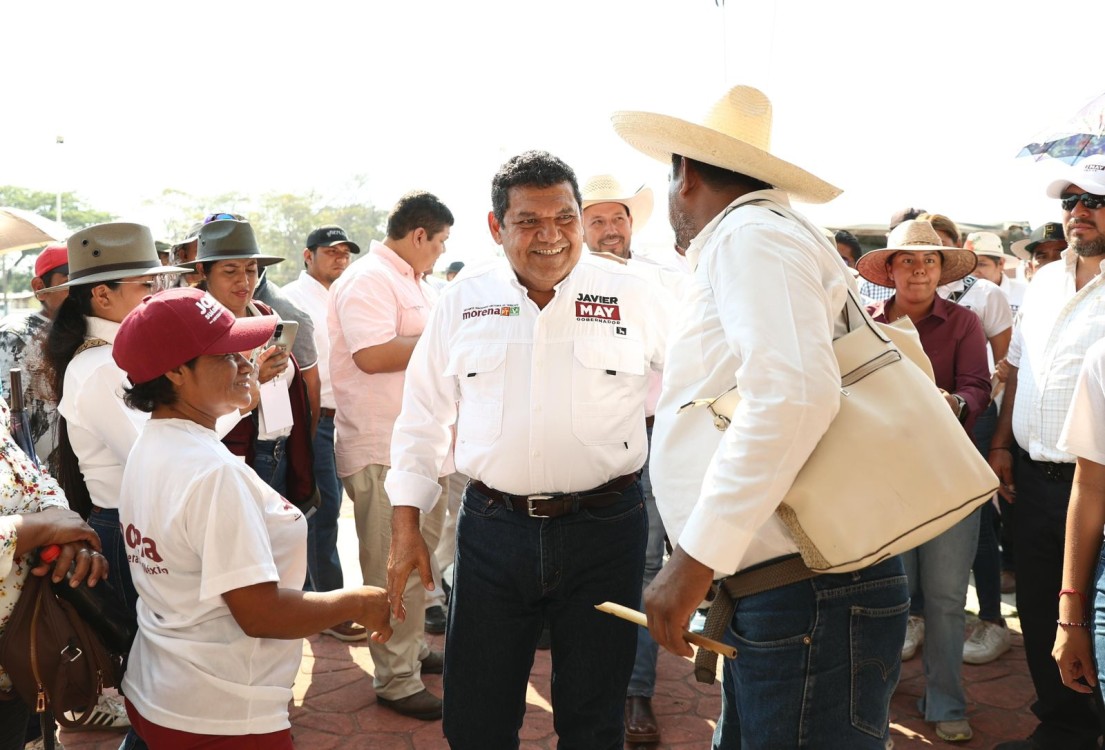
[571,338,646,446]
[446,344,507,446]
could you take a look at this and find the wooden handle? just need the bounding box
[595,601,736,660]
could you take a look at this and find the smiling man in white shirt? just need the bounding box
[614,86,910,749]
[385,151,666,748]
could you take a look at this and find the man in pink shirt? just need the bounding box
[327,191,454,720]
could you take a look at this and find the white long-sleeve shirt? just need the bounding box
[650,190,852,576]
[385,253,667,512]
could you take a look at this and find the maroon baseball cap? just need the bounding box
[34,243,68,279]
[114,287,277,384]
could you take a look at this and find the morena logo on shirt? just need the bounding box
[575,293,621,323]
[462,304,520,320]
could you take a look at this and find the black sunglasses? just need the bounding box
[1060,193,1105,211]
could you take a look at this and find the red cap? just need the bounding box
[34,243,68,279]
[113,288,277,384]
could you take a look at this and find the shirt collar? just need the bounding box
[685,189,792,268]
[297,270,329,294]
[1060,246,1105,277]
[371,240,418,280]
[85,316,121,344]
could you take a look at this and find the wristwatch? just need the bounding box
[952,394,967,423]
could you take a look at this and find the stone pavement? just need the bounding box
[57,605,1037,750]
[58,500,1040,748]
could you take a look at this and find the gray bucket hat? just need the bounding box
[41,222,189,293]
[186,219,284,269]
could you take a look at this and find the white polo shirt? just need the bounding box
[283,271,336,410]
[385,253,668,511]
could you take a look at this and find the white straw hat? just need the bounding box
[580,175,653,232]
[611,86,842,204]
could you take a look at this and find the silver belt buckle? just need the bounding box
[525,494,555,518]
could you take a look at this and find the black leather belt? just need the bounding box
[319,407,336,418]
[1021,451,1076,483]
[471,472,639,519]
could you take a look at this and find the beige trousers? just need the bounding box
[342,464,446,700]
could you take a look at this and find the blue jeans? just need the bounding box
[305,415,343,593]
[629,425,665,698]
[971,401,1003,622]
[444,480,647,749]
[900,509,981,722]
[713,556,908,749]
[253,436,288,496]
[90,506,139,615]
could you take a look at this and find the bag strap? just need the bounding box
[946,274,976,304]
[74,337,110,357]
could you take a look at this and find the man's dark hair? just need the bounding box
[39,266,69,289]
[672,154,773,194]
[491,150,582,225]
[386,191,454,241]
[834,230,863,263]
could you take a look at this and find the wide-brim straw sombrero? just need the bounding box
[856,220,978,288]
[611,86,842,205]
[580,175,653,232]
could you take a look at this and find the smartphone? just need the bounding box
[269,320,299,353]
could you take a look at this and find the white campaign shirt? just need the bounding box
[1009,250,1105,462]
[1059,337,1105,466]
[650,190,852,576]
[998,276,1028,316]
[385,253,668,511]
[57,317,148,510]
[938,276,1013,339]
[120,418,307,735]
[283,271,336,410]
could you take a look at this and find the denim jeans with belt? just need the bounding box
[443,479,647,749]
[253,436,288,497]
[306,414,343,593]
[713,556,908,749]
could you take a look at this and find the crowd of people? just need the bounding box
[0,83,1104,750]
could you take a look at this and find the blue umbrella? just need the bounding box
[1018,92,1105,164]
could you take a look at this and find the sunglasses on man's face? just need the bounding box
[1060,192,1105,211]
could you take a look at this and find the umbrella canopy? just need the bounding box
[0,207,69,255]
[1018,91,1105,164]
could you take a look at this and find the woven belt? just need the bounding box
[319,407,336,418]
[694,554,817,684]
[1021,451,1075,483]
[471,472,639,519]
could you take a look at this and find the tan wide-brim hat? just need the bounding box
[611,85,842,204]
[185,219,284,269]
[856,219,978,288]
[580,175,653,232]
[42,222,189,293]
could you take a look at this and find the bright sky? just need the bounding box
[2,1,1099,270]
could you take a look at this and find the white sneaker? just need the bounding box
[62,692,130,730]
[901,615,925,661]
[962,620,1012,664]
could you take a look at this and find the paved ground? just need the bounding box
[59,502,1037,749]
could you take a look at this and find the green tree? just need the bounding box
[0,186,115,230]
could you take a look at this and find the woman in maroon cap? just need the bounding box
[112,287,390,748]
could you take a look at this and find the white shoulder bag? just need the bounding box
[681,201,998,573]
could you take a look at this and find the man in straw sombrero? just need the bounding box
[613,85,909,748]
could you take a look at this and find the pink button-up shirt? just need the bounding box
[327,241,437,477]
